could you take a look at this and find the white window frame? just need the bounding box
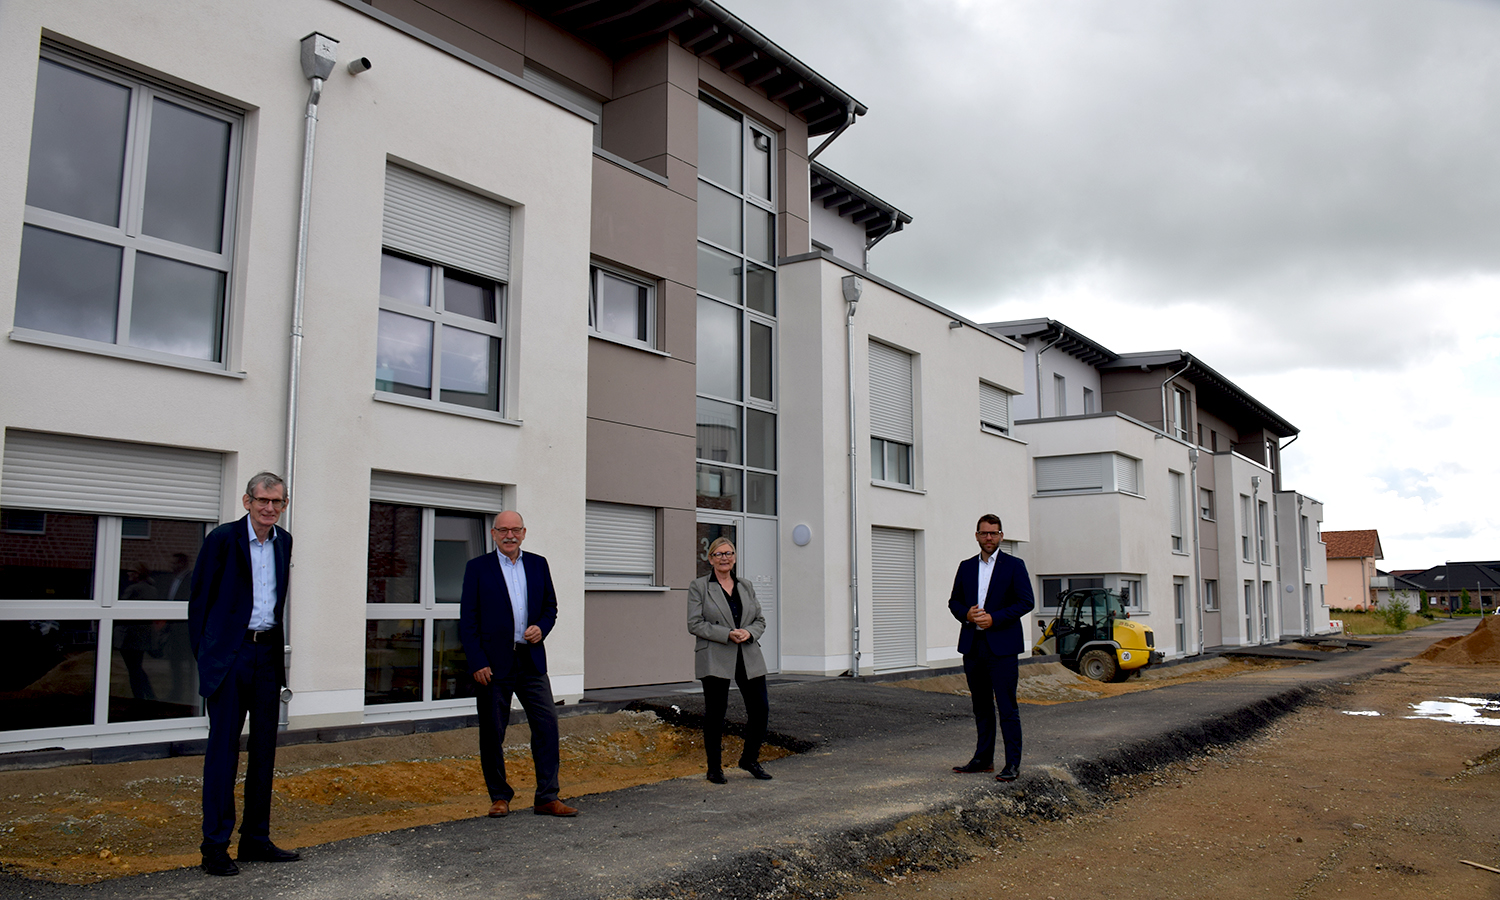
[17,49,241,370]
[1035,453,1141,496]
[1257,500,1270,563]
[1169,471,1185,553]
[979,381,1011,435]
[1199,487,1215,521]
[1039,573,1145,613]
[1082,386,1096,415]
[869,340,915,488]
[1203,578,1219,611]
[1173,387,1191,441]
[584,501,659,588]
[589,265,656,350]
[1240,494,1253,562]
[1053,373,1067,417]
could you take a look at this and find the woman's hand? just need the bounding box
[729,628,751,644]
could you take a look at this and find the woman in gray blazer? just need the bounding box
[687,537,772,783]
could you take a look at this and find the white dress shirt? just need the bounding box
[245,516,278,631]
[498,549,528,643]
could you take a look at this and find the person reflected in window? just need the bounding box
[687,537,773,783]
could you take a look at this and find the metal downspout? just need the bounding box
[843,275,863,675]
[1160,360,1192,438]
[809,108,856,162]
[1251,474,1263,644]
[1190,447,1204,655]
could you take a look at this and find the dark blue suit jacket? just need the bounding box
[948,550,1034,656]
[188,515,292,697]
[458,550,557,679]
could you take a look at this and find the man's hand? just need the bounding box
[729,628,751,644]
[473,666,493,686]
[524,625,543,643]
[967,606,993,630]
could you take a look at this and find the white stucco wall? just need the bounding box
[1012,336,1105,422]
[0,0,593,740]
[1212,452,1278,645]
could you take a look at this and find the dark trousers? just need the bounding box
[963,649,1021,769]
[700,652,769,772]
[201,637,281,848]
[476,647,560,805]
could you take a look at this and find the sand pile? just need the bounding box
[1417,615,1500,665]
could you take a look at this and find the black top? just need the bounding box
[719,576,743,628]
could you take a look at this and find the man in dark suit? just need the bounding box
[188,472,300,876]
[948,513,1034,782]
[458,510,578,818]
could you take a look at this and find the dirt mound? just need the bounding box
[1417,615,1500,664]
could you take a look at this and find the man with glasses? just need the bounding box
[948,514,1034,782]
[458,510,578,818]
[189,472,299,876]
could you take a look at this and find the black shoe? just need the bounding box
[706,769,728,784]
[738,760,773,780]
[201,846,239,877]
[952,760,994,774]
[996,764,1020,782]
[237,840,301,862]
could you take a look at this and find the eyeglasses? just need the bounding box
[710,551,735,559]
[248,497,287,509]
[976,530,1001,537]
[491,527,525,536]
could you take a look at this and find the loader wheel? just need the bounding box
[1079,648,1119,683]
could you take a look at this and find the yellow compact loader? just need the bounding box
[1032,587,1164,682]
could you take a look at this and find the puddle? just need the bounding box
[1341,710,1380,717]
[1405,697,1500,726]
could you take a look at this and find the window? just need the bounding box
[1199,487,1215,521]
[696,97,777,515]
[1300,515,1310,569]
[590,266,655,348]
[980,382,1011,435]
[1035,453,1140,495]
[365,472,504,710]
[378,166,510,414]
[1240,494,1253,561]
[1172,387,1191,441]
[1053,374,1067,417]
[869,341,914,487]
[0,432,222,736]
[17,51,240,365]
[1243,580,1255,640]
[1169,471,1185,552]
[1082,387,1096,415]
[1040,574,1141,612]
[1203,578,1219,611]
[584,502,656,586]
[1173,577,1188,651]
[1258,500,1270,563]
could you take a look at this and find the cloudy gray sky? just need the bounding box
[731,0,1500,570]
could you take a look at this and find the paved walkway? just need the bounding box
[2,621,1465,900]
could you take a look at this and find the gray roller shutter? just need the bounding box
[868,341,913,443]
[383,165,511,282]
[2,430,221,520]
[979,382,1010,433]
[584,502,655,584]
[369,470,505,515]
[1035,454,1103,493]
[1114,454,1139,494]
[871,526,917,670]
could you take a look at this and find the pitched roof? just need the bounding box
[1322,529,1383,560]
[1401,562,1500,593]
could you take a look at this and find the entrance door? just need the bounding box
[696,513,779,674]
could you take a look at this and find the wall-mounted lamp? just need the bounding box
[948,320,962,329]
[792,524,812,547]
[347,57,373,75]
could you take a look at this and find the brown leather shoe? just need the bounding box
[487,799,509,817]
[533,799,579,817]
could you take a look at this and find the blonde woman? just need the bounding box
[686,537,772,783]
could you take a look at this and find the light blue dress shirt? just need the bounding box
[246,516,278,631]
[498,549,528,643]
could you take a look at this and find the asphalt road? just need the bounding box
[1,621,1466,900]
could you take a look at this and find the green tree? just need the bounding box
[1380,595,1410,630]
[1460,588,1473,614]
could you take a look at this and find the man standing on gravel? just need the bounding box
[459,510,578,819]
[948,514,1034,782]
[189,472,300,876]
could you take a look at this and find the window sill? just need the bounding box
[9,328,246,378]
[373,391,522,425]
[588,331,671,357]
[1172,550,1191,557]
[593,147,670,186]
[980,424,1027,445]
[584,584,672,592]
[872,480,926,495]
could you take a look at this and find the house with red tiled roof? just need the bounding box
[1324,529,1382,610]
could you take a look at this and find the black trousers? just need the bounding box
[963,649,1021,769]
[700,651,769,771]
[476,646,561,805]
[201,636,281,849]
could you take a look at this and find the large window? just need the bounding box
[1257,500,1270,563]
[364,472,504,711]
[696,97,777,515]
[1169,471,1185,553]
[1240,494,1253,561]
[1172,387,1191,441]
[1039,574,1143,612]
[16,51,239,365]
[870,341,915,487]
[1035,453,1140,495]
[590,266,655,349]
[378,166,510,415]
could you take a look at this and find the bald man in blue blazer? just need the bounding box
[458,510,577,818]
[948,513,1034,782]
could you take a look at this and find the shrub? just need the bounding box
[1379,596,1409,630]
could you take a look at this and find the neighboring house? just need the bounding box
[988,319,1331,656]
[1372,569,1425,612]
[1323,530,1383,610]
[1393,562,1500,614]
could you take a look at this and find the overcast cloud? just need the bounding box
[731,0,1500,568]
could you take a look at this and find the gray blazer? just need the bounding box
[687,572,767,680]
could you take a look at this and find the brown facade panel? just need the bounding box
[374,0,524,76]
[522,11,612,97]
[664,80,699,172]
[591,156,696,286]
[586,417,695,508]
[780,211,809,260]
[778,146,811,225]
[659,280,696,362]
[698,60,790,131]
[583,590,693,688]
[586,339,695,435]
[602,84,670,164]
[613,40,670,98]
[661,506,698,588]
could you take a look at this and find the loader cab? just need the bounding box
[1053,587,1129,659]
